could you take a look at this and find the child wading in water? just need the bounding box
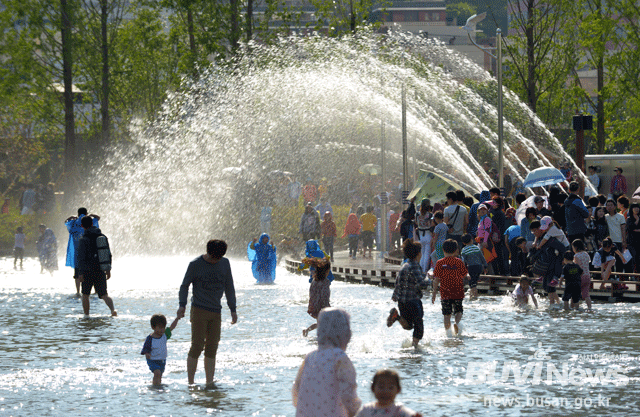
[293,307,362,416]
[512,276,538,308]
[432,239,467,335]
[559,251,583,310]
[387,239,428,348]
[140,314,180,385]
[571,239,593,311]
[302,257,332,337]
[355,369,423,417]
[460,233,487,301]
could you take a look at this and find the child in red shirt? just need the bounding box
[432,239,467,335]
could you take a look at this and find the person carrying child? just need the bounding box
[293,307,361,417]
[141,314,180,385]
[460,234,487,301]
[355,369,422,417]
[14,226,25,270]
[302,257,332,337]
[387,239,428,348]
[512,276,538,308]
[558,251,583,310]
[432,239,467,335]
[529,220,564,306]
[571,239,593,311]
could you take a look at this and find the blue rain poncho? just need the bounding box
[247,233,277,283]
[299,239,334,283]
[65,215,99,268]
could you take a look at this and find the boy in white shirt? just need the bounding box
[141,314,180,385]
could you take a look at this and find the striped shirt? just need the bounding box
[460,244,487,268]
[392,260,427,303]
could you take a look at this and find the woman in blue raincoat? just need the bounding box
[248,233,277,283]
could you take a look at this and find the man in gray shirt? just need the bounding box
[443,191,468,247]
[177,239,238,386]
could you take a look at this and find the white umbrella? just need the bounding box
[515,195,549,226]
[523,167,566,188]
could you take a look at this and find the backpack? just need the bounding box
[91,233,112,271]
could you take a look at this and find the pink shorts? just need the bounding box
[581,274,591,299]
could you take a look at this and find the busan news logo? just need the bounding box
[465,342,629,386]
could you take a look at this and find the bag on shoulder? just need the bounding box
[447,205,461,233]
[92,234,112,271]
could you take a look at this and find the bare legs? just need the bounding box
[152,370,162,385]
[81,294,117,316]
[444,312,462,334]
[187,355,216,386]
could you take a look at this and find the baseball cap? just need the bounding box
[540,216,553,231]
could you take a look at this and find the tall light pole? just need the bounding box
[402,83,408,194]
[464,14,504,189]
[496,28,504,189]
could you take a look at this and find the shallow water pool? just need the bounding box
[0,256,638,416]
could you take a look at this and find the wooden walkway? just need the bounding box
[284,251,640,302]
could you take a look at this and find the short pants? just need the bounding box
[361,231,374,249]
[562,283,581,303]
[81,270,108,297]
[13,247,24,259]
[441,299,464,316]
[147,359,166,373]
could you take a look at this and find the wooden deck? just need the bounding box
[284,251,640,302]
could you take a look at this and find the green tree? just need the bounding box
[502,0,579,119]
[572,0,626,153]
[109,6,181,122]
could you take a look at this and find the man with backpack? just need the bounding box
[77,215,116,317]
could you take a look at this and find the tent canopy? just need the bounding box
[408,170,477,205]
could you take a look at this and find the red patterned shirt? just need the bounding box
[433,256,467,300]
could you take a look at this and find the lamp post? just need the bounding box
[465,19,504,189]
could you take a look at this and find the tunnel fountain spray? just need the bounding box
[82,30,579,255]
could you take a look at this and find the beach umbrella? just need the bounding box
[358,164,382,175]
[523,167,566,188]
